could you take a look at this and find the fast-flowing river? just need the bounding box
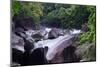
[28,27,82,61]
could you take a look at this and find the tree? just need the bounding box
[12,1,44,23]
[80,6,96,43]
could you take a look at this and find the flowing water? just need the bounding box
[28,27,82,61]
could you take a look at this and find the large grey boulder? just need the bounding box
[75,42,96,61]
[11,32,25,52]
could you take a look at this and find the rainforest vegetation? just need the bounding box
[12,0,96,64]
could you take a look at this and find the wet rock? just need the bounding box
[81,23,88,32]
[75,42,96,61]
[11,32,25,52]
[48,28,64,39]
[29,48,48,65]
[63,46,80,63]
[11,32,25,65]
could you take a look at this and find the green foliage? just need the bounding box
[44,5,89,29]
[12,1,96,61]
[80,6,96,44]
[12,1,44,23]
[12,1,96,43]
[12,1,22,16]
[21,2,44,22]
